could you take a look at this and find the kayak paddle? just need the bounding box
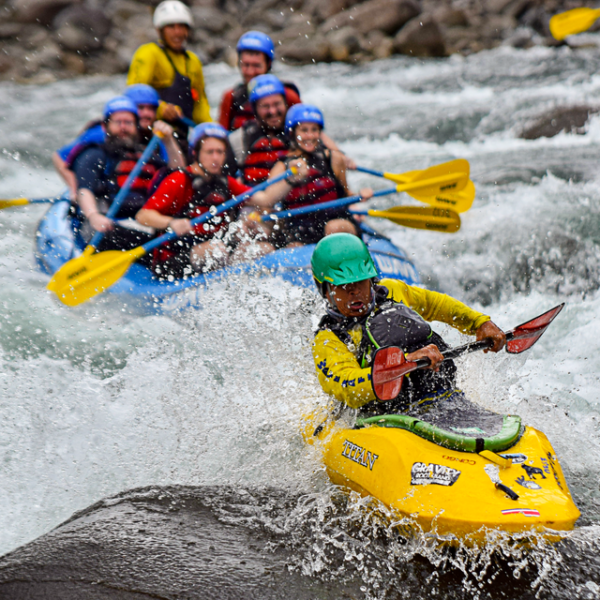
[49,169,295,307]
[356,164,475,213]
[47,133,163,292]
[549,7,600,40]
[0,196,63,210]
[371,303,565,401]
[259,187,460,233]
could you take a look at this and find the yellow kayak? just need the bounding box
[304,406,580,541]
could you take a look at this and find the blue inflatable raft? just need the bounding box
[35,201,420,314]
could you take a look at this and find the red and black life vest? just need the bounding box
[241,120,289,185]
[176,171,237,237]
[283,148,346,210]
[225,82,301,132]
[114,149,162,195]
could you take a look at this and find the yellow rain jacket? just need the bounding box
[127,43,212,125]
[312,278,490,409]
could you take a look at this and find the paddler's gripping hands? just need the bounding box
[406,344,444,372]
[475,320,506,353]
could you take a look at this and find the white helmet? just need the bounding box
[153,0,194,29]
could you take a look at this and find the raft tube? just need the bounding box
[35,201,420,313]
[304,411,580,541]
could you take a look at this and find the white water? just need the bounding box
[1,43,600,595]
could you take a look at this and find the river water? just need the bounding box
[1,44,600,598]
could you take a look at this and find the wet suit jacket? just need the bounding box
[312,279,490,409]
[127,43,211,125]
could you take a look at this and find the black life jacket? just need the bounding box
[227,81,301,132]
[318,284,456,409]
[282,147,345,210]
[155,43,194,121]
[241,120,289,185]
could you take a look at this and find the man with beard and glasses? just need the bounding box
[53,84,184,199]
[229,75,352,187]
[70,96,179,255]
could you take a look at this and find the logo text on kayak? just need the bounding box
[341,440,379,471]
[411,462,461,487]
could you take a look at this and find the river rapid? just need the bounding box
[1,44,600,598]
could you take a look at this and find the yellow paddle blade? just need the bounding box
[365,206,461,233]
[0,198,29,210]
[409,179,475,213]
[393,159,469,198]
[549,7,600,40]
[46,245,96,292]
[49,246,146,306]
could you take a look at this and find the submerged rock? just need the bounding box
[520,105,600,139]
[0,486,360,600]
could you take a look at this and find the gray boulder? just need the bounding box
[52,5,112,52]
[279,34,330,63]
[320,0,421,36]
[12,0,76,25]
[520,105,600,140]
[394,14,446,57]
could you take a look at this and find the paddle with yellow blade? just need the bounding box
[0,195,66,210]
[549,7,600,40]
[48,168,296,307]
[356,161,475,213]
[47,132,163,293]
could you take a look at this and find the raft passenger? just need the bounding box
[252,104,372,247]
[311,234,506,415]
[127,0,211,143]
[229,75,348,186]
[136,123,273,279]
[219,31,301,132]
[71,96,179,254]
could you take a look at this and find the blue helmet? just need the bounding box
[189,122,229,149]
[248,74,286,105]
[103,96,138,120]
[286,104,325,134]
[124,84,160,108]
[237,31,275,61]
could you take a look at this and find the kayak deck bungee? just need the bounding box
[304,400,580,541]
[35,201,420,313]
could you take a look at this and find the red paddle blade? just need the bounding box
[372,346,413,401]
[506,303,564,354]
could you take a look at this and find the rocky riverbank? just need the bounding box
[0,0,598,84]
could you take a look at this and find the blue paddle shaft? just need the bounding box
[141,169,294,254]
[260,186,397,221]
[356,166,385,178]
[180,116,196,128]
[89,135,162,250]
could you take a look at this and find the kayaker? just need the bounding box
[127,0,211,142]
[52,84,184,198]
[229,75,350,186]
[311,233,506,414]
[135,123,273,279]
[219,31,301,132]
[71,96,179,253]
[252,104,373,247]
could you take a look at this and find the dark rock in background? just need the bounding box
[520,105,600,139]
[0,0,600,83]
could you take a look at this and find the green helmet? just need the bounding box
[311,233,378,295]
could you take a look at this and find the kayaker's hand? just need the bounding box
[360,187,373,201]
[88,212,113,232]
[153,120,174,139]
[162,103,183,122]
[476,320,506,353]
[169,218,193,236]
[406,344,444,371]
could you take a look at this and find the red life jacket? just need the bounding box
[176,171,237,237]
[225,82,302,132]
[283,148,346,210]
[241,120,290,185]
[114,150,162,195]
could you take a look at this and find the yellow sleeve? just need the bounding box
[380,278,490,334]
[127,44,161,87]
[313,329,376,409]
[188,53,212,124]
